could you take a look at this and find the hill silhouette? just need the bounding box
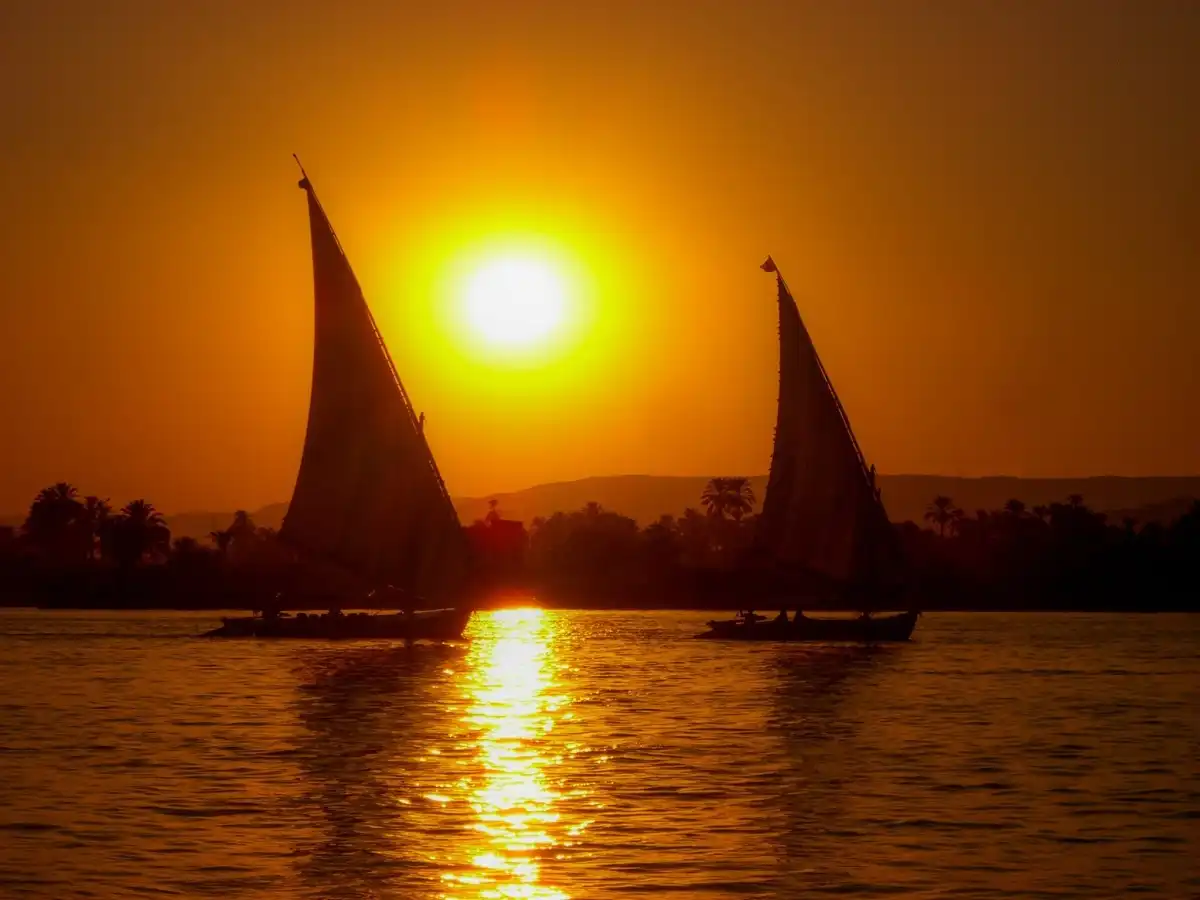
[454,474,1200,529]
[4,474,1197,540]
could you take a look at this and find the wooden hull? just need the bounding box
[201,607,472,640]
[697,610,919,642]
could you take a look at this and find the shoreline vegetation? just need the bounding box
[1,479,1197,613]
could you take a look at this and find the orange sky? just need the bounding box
[0,0,1197,514]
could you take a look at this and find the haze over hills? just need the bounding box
[7,474,1194,540]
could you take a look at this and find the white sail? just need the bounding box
[755,260,899,589]
[279,173,467,602]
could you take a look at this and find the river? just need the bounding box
[1,609,1197,898]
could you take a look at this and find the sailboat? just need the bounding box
[698,258,919,642]
[205,164,473,640]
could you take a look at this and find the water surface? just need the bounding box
[1,610,1197,898]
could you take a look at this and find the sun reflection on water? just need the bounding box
[442,608,571,900]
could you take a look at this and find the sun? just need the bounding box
[462,254,567,349]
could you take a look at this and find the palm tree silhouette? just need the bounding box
[700,477,756,521]
[38,482,78,505]
[924,495,961,537]
[107,499,171,568]
[1003,499,1027,518]
[228,510,257,553]
[23,482,84,562]
[172,536,202,555]
[208,529,233,558]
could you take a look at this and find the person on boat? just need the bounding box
[741,609,764,626]
[774,609,789,624]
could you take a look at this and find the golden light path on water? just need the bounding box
[441,609,576,900]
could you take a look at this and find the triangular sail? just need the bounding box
[280,173,467,602]
[755,262,899,589]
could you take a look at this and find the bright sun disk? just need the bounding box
[463,255,566,349]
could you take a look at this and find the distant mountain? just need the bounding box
[164,504,289,542]
[1104,496,1200,528]
[4,475,1197,540]
[452,474,1200,529]
[454,475,740,528]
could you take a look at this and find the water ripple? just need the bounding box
[0,610,1197,899]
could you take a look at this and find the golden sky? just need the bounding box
[0,0,1197,513]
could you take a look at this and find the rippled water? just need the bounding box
[1,610,1197,899]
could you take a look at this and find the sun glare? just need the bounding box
[462,254,568,350]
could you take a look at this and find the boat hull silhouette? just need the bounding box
[202,607,472,640]
[698,610,919,642]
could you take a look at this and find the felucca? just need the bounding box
[205,163,471,639]
[699,258,919,641]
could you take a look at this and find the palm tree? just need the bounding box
[208,529,233,558]
[1003,499,1027,518]
[700,477,756,521]
[212,510,258,562]
[23,482,85,562]
[107,499,171,568]
[172,536,203,557]
[37,482,78,505]
[924,495,961,538]
[229,510,256,545]
[583,501,605,519]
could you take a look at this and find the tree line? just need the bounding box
[0,482,292,607]
[1,478,1196,610]
[902,493,1199,608]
